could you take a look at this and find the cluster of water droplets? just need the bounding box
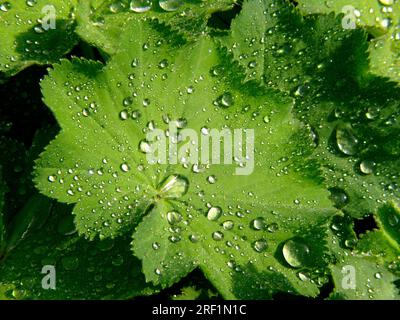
[108,0,184,13]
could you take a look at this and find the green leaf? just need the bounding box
[375,202,400,248]
[0,0,78,77]
[35,16,338,299]
[327,206,400,300]
[75,0,235,56]
[330,254,400,300]
[222,0,369,91]
[0,169,6,255]
[0,202,157,299]
[223,0,399,219]
[297,0,400,82]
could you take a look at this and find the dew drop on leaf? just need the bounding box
[336,123,358,156]
[250,217,265,230]
[130,0,152,13]
[282,238,311,268]
[252,239,268,253]
[158,174,189,199]
[159,0,183,12]
[207,206,222,221]
[359,160,375,175]
[212,231,224,241]
[166,211,182,225]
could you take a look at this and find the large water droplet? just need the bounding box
[130,0,152,12]
[379,0,393,5]
[158,174,189,199]
[282,238,311,268]
[159,0,183,11]
[336,123,358,156]
[359,160,375,175]
[207,206,222,221]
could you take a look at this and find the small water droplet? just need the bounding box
[152,242,161,250]
[222,220,234,230]
[250,217,265,230]
[120,163,130,172]
[253,239,268,252]
[212,231,224,241]
[159,0,183,12]
[166,211,182,225]
[219,92,234,108]
[48,175,56,183]
[130,0,152,12]
[207,206,222,221]
[207,175,216,184]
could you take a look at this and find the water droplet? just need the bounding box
[207,175,216,184]
[212,231,224,241]
[219,92,234,108]
[250,217,265,230]
[207,206,222,221]
[298,271,310,281]
[155,268,162,275]
[130,0,152,12]
[159,0,183,12]
[388,214,399,227]
[139,140,152,153]
[109,1,124,13]
[166,211,182,225]
[158,59,169,69]
[158,174,189,199]
[119,109,129,120]
[222,220,234,230]
[26,0,37,7]
[112,255,124,266]
[61,256,79,271]
[374,272,383,279]
[267,223,278,233]
[359,160,375,175]
[48,175,56,183]
[379,0,393,5]
[253,239,268,253]
[248,60,257,69]
[336,123,358,156]
[120,163,130,172]
[0,2,11,12]
[189,234,199,243]
[329,188,349,209]
[282,238,311,268]
[123,97,133,106]
[152,242,161,250]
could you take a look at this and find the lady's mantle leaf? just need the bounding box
[35,17,338,298]
[75,0,236,56]
[297,0,400,83]
[0,0,78,77]
[0,202,157,299]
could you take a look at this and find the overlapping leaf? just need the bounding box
[0,0,77,77]
[35,15,339,299]
[223,0,400,219]
[75,0,236,56]
[297,0,400,82]
[0,202,157,299]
